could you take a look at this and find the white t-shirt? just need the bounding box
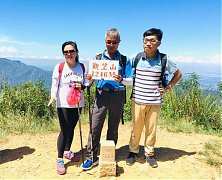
[50,61,86,108]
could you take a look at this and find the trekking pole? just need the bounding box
[87,86,94,162]
[77,102,84,164]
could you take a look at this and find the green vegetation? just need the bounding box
[0,73,221,138]
[0,81,57,137]
[0,113,58,137]
[0,81,55,119]
[160,73,222,135]
[123,87,132,123]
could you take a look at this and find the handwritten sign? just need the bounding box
[88,60,119,80]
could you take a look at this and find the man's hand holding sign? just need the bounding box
[87,60,121,82]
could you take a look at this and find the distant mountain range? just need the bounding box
[0,58,220,91]
[0,58,52,88]
[177,63,221,90]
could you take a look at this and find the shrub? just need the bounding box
[161,73,222,133]
[0,81,55,120]
[123,86,132,122]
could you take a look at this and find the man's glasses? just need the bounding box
[63,49,76,55]
[106,40,119,45]
[143,38,159,44]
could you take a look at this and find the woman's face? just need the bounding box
[63,44,77,67]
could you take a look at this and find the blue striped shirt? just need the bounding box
[124,51,178,105]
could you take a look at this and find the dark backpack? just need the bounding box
[132,52,168,87]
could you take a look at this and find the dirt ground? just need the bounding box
[0,122,221,180]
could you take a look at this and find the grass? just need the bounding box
[0,113,58,138]
[159,117,197,133]
[199,140,222,167]
[159,117,222,137]
[0,111,90,139]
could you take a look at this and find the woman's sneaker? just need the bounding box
[56,159,66,175]
[64,151,80,162]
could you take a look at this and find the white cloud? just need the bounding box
[0,46,22,56]
[0,35,38,46]
[170,54,221,64]
[1,34,220,66]
[0,34,61,60]
[127,53,221,65]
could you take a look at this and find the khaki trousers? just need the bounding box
[129,101,161,155]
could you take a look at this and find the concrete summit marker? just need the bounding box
[99,140,116,177]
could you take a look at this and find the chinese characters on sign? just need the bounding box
[88,60,119,80]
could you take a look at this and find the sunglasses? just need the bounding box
[63,49,76,55]
[106,40,119,45]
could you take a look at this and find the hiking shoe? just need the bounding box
[81,159,99,171]
[146,155,158,168]
[56,159,66,175]
[126,152,137,166]
[64,151,80,162]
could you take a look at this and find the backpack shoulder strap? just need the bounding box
[79,63,86,90]
[131,52,144,88]
[134,52,144,69]
[58,62,65,81]
[120,55,127,66]
[160,53,167,87]
[57,62,65,90]
[95,53,102,60]
[160,53,167,80]
[120,54,127,76]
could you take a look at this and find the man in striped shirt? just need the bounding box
[126,28,182,168]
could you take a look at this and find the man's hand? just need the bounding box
[113,74,122,83]
[158,83,173,96]
[48,97,55,106]
[159,84,173,96]
[159,87,165,96]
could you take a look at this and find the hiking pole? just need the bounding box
[87,86,94,162]
[77,102,84,165]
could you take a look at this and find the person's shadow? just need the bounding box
[156,147,196,162]
[0,146,35,165]
[116,145,196,163]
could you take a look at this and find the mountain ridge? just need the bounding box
[0,58,52,88]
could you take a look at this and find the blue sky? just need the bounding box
[0,0,221,71]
